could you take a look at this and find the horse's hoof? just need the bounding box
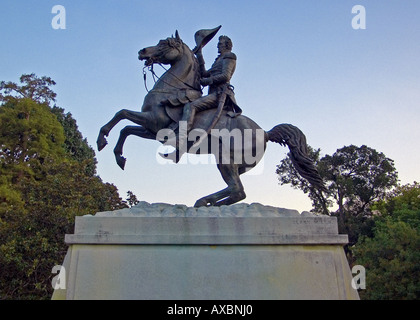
[194,199,207,208]
[116,155,126,170]
[159,152,179,163]
[194,198,213,208]
[97,135,108,151]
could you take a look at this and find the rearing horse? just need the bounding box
[97,31,325,207]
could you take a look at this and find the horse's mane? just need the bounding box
[182,42,201,91]
[164,35,203,92]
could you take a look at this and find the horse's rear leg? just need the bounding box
[194,163,246,207]
[113,125,156,169]
[97,109,154,151]
[214,164,246,206]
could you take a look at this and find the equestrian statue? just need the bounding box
[97,26,326,207]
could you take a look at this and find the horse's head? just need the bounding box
[139,31,184,66]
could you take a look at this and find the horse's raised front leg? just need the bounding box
[97,109,154,151]
[113,125,156,169]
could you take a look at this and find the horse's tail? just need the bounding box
[266,124,326,192]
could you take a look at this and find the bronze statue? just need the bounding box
[163,32,242,162]
[97,27,325,207]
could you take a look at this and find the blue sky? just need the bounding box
[1,1,419,212]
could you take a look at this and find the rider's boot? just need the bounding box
[160,129,187,163]
[160,107,195,163]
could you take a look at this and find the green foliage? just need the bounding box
[277,143,418,300]
[0,98,65,164]
[0,161,128,300]
[352,183,420,299]
[0,73,56,105]
[51,106,97,176]
[322,145,398,214]
[276,145,398,247]
[276,146,332,214]
[0,74,130,299]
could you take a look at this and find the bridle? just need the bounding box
[141,40,202,93]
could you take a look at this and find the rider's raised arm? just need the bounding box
[196,50,210,78]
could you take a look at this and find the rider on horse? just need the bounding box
[163,34,242,162]
[97,27,326,206]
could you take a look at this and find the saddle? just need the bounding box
[164,89,242,132]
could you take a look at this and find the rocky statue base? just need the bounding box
[52,202,359,300]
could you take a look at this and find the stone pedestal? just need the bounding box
[52,202,359,300]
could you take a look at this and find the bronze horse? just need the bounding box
[97,31,325,207]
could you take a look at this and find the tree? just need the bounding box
[276,146,331,214]
[352,183,420,299]
[0,74,131,299]
[0,73,56,105]
[1,74,97,176]
[0,98,66,185]
[52,106,97,176]
[276,145,399,246]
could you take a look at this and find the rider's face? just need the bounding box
[217,40,229,54]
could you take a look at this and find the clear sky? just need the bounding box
[1,1,419,212]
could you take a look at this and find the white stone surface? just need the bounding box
[53,202,359,300]
[94,201,308,217]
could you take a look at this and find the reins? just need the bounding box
[142,63,202,93]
